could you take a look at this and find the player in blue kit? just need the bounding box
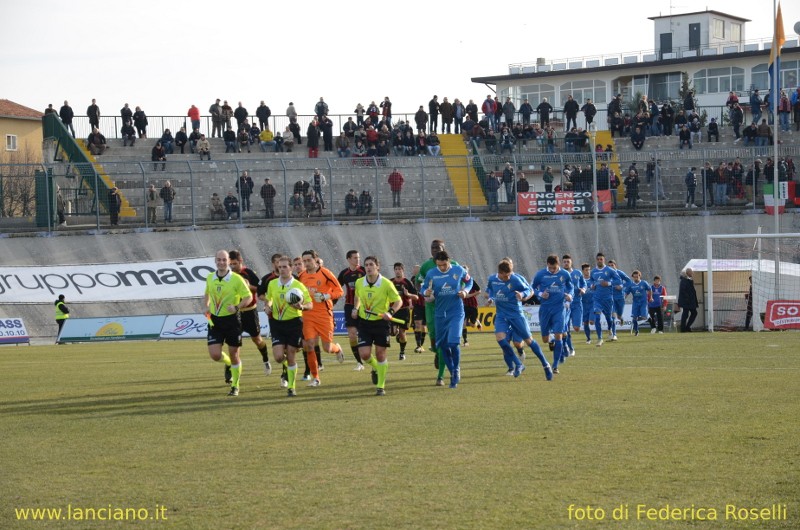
[647,275,668,334]
[561,254,586,361]
[624,270,651,336]
[531,255,574,374]
[607,259,631,340]
[590,253,621,347]
[423,251,472,388]
[580,263,597,343]
[486,259,553,380]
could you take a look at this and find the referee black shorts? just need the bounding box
[240,308,261,337]
[357,318,391,348]
[270,318,303,348]
[207,313,243,347]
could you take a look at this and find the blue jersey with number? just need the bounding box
[423,264,472,319]
[613,268,631,301]
[625,280,651,302]
[568,269,586,301]
[649,284,667,308]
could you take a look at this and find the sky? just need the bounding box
[2,0,799,118]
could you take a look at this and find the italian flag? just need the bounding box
[763,183,787,215]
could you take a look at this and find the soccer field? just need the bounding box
[2,332,798,529]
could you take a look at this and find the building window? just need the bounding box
[559,80,606,108]
[693,67,744,94]
[518,83,555,107]
[650,73,682,102]
[5,135,17,151]
[731,23,741,42]
[712,19,724,39]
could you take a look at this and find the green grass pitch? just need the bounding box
[2,332,798,529]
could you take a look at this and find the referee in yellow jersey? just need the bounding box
[204,250,253,396]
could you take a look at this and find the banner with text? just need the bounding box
[58,316,167,343]
[0,257,216,304]
[763,300,800,329]
[474,304,637,333]
[0,317,30,345]
[517,191,612,215]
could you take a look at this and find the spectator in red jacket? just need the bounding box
[388,168,405,207]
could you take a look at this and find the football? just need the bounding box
[286,287,304,305]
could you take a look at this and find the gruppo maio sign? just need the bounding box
[0,258,215,303]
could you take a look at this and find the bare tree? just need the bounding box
[0,143,41,218]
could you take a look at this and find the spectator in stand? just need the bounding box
[501,163,515,204]
[428,96,440,133]
[689,118,702,145]
[159,181,175,221]
[314,97,328,120]
[542,166,554,193]
[87,127,108,156]
[414,106,428,133]
[209,99,223,138]
[59,100,76,137]
[87,98,100,130]
[485,171,500,212]
[388,168,404,207]
[725,91,739,122]
[196,134,211,160]
[354,102,365,127]
[778,90,792,132]
[357,190,372,215]
[464,99,478,122]
[152,141,167,171]
[624,169,639,209]
[343,117,358,138]
[45,103,57,117]
[427,131,441,156]
[344,189,359,215]
[741,121,757,146]
[499,127,515,155]
[129,105,146,138]
[685,167,697,208]
[320,115,334,152]
[175,127,188,154]
[714,162,729,206]
[535,98,554,128]
[402,129,416,155]
[159,129,175,154]
[729,102,744,141]
[749,89,763,124]
[256,101,271,131]
[120,103,133,125]
[380,97,392,127]
[187,105,200,131]
[223,126,236,153]
[306,119,320,158]
[707,118,719,142]
[107,186,121,226]
[563,95,579,131]
[220,100,233,130]
[260,177,276,219]
[189,128,202,153]
[756,119,771,151]
[146,184,158,224]
[502,97,516,129]
[481,95,496,130]
[259,127,277,152]
[609,112,624,138]
[233,102,248,132]
[273,131,284,153]
[516,172,529,193]
[452,98,466,134]
[248,123,260,145]
[352,139,367,159]
[336,132,351,158]
[121,121,136,147]
[793,87,800,131]
[678,124,692,149]
[581,99,597,130]
[237,127,251,153]
[237,171,254,212]
[282,126,295,152]
[630,126,645,151]
[608,169,620,209]
[519,98,533,126]
[484,129,497,154]
[224,191,240,220]
[745,160,761,207]
[439,97,453,134]
[415,130,428,155]
[209,192,225,220]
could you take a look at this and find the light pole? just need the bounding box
[590,129,599,254]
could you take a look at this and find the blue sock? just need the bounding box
[610,315,617,336]
[595,319,603,340]
[498,338,520,369]
[564,333,573,352]
[528,340,548,367]
[584,322,591,341]
[633,319,639,333]
[553,339,563,369]
[451,344,461,373]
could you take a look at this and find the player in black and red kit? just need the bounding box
[411,264,427,353]
[228,250,271,375]
[461,267,482,347]
[257,253,289,387]
[337,249,366,370]
[390,263,419,360]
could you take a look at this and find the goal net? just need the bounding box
[705,233,800,332]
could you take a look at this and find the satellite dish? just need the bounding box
[794,21,800,35]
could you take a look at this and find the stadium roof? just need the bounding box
[647,10,750,23]
[0,99,43,121]
[684,259,800,276]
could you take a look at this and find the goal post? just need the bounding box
[706,233,800,332]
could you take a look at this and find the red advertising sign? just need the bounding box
[763,300,800,329]
[517,191,613,215]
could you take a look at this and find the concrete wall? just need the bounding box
[0,213,787,340]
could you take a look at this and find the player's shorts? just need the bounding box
[593,297,614,317]
[570,300,583,328]
[344,304,359,328]
[582,299,594,323]
[538,305,565,338]
[412,304,426,323]
[435,313,464,349]
[240,308,261,337]
[495,311,532,343]
[612,297,625,318]
[303,311,334,342]
[464,306,479,326]
[207,313,243,347]
[357,318,391,348]
[270,318,304,348]
[394,308,411,329]
[631,302,648,319]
